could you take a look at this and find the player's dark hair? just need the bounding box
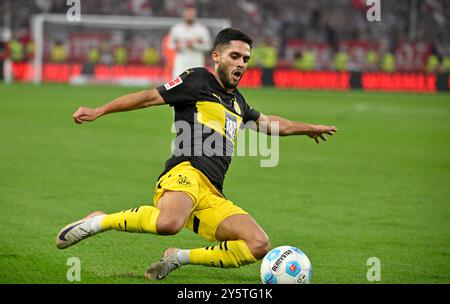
[213,28,253,50]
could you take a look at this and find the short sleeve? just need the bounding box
[242,100,261,123]
[156,68,203,106]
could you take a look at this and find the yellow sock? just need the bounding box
[188,240,257,268]
[101,206,160,234]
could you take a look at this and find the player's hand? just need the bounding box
[307,125,338,144]
[175,41,183,52]
[186,40,194,49]
[72,106,100,124]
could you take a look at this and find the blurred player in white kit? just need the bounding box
[168,4,212,78]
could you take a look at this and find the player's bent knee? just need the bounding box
[247,236,270,260]
[156,217,185,235]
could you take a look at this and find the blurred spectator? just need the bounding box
[162,34,176,80]
[25,40,35,61]
[9,38,24,62]
[87,46,101,65]
[442,56,450,73]
[168,4,212,77]
[259,38,278,69]
[426,54,439,73]
[50,40,68,63]
[82,45,100,75]
[426,45,439,73]
[142,45,160,66]
[365,49,379,71]
[247,40,262,68]
[113,45,128,65]
[381,52,396,73]
[35,0,53,12]
[128,0,153,16]
[4,0,449,73]
[248,38,277,69]
[334,49,349,72]
[100,42,113,65]
[294,51,315,71]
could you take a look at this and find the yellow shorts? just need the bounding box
[153,161,248,242]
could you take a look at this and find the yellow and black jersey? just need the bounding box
[156,67,260,194]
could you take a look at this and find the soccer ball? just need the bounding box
[260,245,312,284]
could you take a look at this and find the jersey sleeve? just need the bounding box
[156,68,203,106]
[242,100,261,123]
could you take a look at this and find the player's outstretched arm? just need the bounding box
[72,88,165,124]
[255,113,337,143]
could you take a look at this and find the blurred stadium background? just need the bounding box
[0,0,449,284]
[0,0,449,91]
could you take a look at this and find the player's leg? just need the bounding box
[145,194,270,279]
[55,210,106,249]
[101,190,193,234]
[55,191,193,249]
[56,161,197,249]
[153,191,193,234]
[187,214,270,267]
[145,213,269,280]
[216,214,270,260]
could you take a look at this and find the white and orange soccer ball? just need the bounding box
[260,245,312,284]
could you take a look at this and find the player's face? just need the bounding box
[183,8,197,24]
[214,40,251,90]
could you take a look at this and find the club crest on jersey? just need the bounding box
[164,76,183,90]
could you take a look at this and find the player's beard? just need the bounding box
[217,62,240,90]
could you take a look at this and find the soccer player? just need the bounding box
[168,4,212,78]
[56,28,337,280]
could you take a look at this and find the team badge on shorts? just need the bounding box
[177,175,191,186]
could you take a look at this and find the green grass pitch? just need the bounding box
[0,83,449,284]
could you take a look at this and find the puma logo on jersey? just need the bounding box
[212,92,222,103]
[233,100,241,115]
